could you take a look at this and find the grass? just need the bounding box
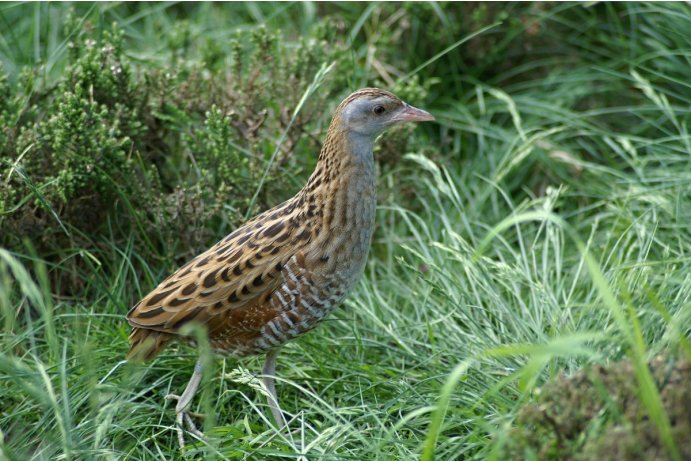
[1,2,690,460]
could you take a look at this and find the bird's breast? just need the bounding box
[312,164,377,276]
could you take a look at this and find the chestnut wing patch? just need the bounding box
[127,202,304,335]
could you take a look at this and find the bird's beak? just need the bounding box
[392,104,435,123]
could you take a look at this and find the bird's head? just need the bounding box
[335,88,434,138]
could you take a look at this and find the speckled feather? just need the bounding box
[126,88,400,361]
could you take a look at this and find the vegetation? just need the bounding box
[502,356,689,460]
[0,2,689,460]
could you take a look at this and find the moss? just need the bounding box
[501,355,690,461]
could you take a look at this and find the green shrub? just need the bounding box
[0,18,350,296]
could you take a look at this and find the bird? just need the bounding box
[126,87,434,448]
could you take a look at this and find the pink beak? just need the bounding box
[392,103,435,123]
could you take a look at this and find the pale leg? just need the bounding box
[165,360,204,448]
[262,348,286,428]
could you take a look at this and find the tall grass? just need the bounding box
[1,2,689,460]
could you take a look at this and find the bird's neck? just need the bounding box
[302,122,376,196]
[296,118,378,274]
[298,119,377,227]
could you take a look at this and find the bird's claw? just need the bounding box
[165,393,205,448]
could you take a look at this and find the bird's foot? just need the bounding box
[165,393,205,448]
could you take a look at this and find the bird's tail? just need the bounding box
[126,328,173,362]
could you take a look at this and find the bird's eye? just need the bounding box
[373,105,386,115]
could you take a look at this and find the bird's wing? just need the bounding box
[127,199,310,335]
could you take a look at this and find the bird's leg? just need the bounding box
[262,348,286,429]
[165,359,205,448]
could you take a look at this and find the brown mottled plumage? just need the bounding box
[126,88,434,447]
